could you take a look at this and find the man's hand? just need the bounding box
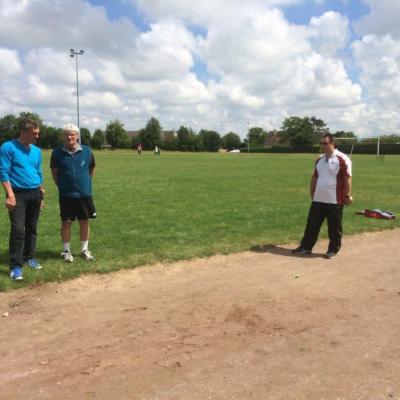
[344,195,353,206]
[40,187,46,198]
[5,195,16,211]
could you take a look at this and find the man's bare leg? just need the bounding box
[61,221,74,262]
[79,220,94,260]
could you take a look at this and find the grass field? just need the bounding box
[0,151,398,291]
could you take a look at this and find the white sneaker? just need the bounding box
[324,251,337,259]
[61,251,74,263]
[81,249,95,261]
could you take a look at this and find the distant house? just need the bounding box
[161,130,178,139]
[125,130,141,139]
[264,130,285,147]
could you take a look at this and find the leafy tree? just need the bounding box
[198,130,221,152]
[139,117,162,148]
[191,133,204,152]
[0,114,19,145]
[50,127,63,148]
[334,131,357,139]
[177,126,190,150]
[130,134,140,149]
[222,132,241,150]
[18,111,42,127]
[0,112,44,145]
[248,127,267,146]
[80,127,91,145]
[162,131,178,151]
[309,117,329,142]
[105,120,128,149]
[37,126,63,149]
[379,134,400,144]
[91,129,105,149]
[281,116,329,149]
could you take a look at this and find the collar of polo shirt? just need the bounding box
[63,142,83,155]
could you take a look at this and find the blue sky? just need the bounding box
[285,0,369,27]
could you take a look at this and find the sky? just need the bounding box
[1,0,400,137]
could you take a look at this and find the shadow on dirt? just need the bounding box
[250,244,325,258]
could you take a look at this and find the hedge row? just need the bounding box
[238,144,400,155]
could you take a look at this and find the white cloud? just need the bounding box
[355,0,400,39]
[0,0,398,137]
[309,11,350,57]
[352,34,400,134]
[0,48,22,76]
[134,0,299,26]
[350,2,400,134]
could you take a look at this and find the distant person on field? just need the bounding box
[0,117,45,281]
[137,143,142,155]
[50,124,96,263]
[292,133,353,259]
[154,145,160,156]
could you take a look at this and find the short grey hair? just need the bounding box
[63,123,79,134]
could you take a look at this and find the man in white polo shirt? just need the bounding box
[292,133,353,259]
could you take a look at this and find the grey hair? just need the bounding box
[63,123,80,134]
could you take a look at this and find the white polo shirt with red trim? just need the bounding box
[313,149,352,205]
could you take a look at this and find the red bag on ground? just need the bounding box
[356,209,396,220]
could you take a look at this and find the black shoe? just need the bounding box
[292,247,311,255]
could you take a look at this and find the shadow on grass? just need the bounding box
[0,266,9,278]
[0,250,61,265]
[250,244,325,258]
[34,250,61,261]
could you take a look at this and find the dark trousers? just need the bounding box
[300,202,344,253]
[8,188,42,267]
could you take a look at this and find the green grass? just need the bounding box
[0,151,399,290]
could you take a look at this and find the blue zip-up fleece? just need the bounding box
[0,139,43,189]
[50,145,95,198]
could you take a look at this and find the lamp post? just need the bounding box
[247,121,250,154]
[70,49,84,130]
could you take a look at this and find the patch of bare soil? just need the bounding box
[1,230,400,400]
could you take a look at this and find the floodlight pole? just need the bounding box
[247,121,250,154]
[70,49,84,131]
[377,136,380,158]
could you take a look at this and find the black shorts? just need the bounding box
[59,197,97,221]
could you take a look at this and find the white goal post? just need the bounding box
[334,137,381,159]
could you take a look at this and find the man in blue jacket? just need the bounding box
[0,117,45,281]
[50,124,96,262]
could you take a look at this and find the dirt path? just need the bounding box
[1,230,400,400]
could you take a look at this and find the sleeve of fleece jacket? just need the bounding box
[0,143,12,183]
[37,149,43,184]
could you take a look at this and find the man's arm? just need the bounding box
[50,150,58,186]
[0,144,16,210]
[37,151,46,201]
[342,156,353,205]
[310,175,318,199]
[89,150,96,177]
[1,181,16,210]
[344,176,353,205]
[51,168,58,186]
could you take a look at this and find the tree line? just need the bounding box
[1,112,399,151]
